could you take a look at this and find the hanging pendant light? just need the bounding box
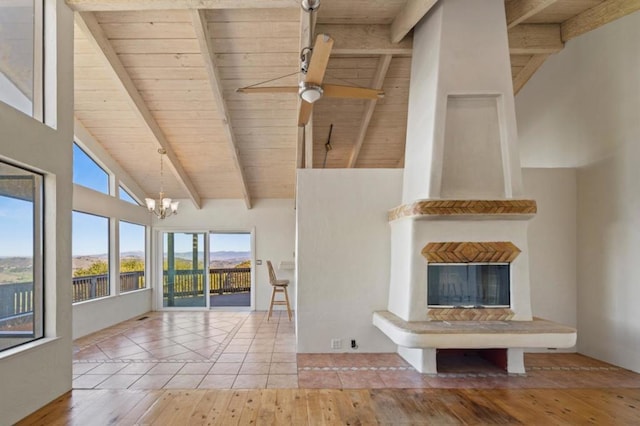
[145,149,179,219]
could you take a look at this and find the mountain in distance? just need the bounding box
[73,251,251,260]
[211,251,250,260]
[171,251,250,260]
[170,251,251,269]
[120,251,144,258]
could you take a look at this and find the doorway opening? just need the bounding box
[162,232,206,308]
[209,232,251,308]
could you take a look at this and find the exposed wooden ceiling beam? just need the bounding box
[75,12,202,209]
[316,25,412,56]
[508,24,564,54]
[310,23,562,57]
[561,0,640,42]
[390,0,438,43]
[191,9,251,209]
[513,54,550,94]
[347,54,392,168]
[66,0,298,12]
[506,0,559,29]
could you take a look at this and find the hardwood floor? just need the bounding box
[18,312,640,424]
[17,387,640,425]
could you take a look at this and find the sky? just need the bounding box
[1,145,252,258]
[0,196,33,257]
[164,232,251,253]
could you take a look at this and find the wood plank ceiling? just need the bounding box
[67,0,640,208]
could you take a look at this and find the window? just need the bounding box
[119,186,139,205]
[73,143,109,194]
[72,212,109,303]
[0,0,42,118]
[119,221,145,293]
[0,161,43,352]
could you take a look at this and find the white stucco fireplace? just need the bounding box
[373,0,576,374]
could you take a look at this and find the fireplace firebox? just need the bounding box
[427,263,510,307]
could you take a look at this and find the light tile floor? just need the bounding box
[73,310,296,390]
[73,311,640,390]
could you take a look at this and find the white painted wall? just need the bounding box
[0,1,74,424]
[154,199,296,312]
[516,12,640,371]
[523,169,577,331]
[517,13,640,169]
[73,289,152,338]
[296,169,402,353]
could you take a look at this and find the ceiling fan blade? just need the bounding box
[298,100,313,127]
[322,84,385,100]
[305,34,333,85]
[236,86,298,94]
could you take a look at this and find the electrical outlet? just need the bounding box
[331,339,341,349]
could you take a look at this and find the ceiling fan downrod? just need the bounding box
[301,0,320,12]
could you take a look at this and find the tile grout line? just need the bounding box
[73,313,256,364]
[207,312,259,364]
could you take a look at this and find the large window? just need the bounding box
[72,212,109,303]
[0,161,43,352]
[119,186,139,205]
[73,143,109,194]
[0,0,42,118]
[119,221,145,293]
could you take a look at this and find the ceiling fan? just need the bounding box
[237,33,385,127]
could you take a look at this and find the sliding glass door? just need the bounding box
[210,232,251,308]
[162,232,206,308]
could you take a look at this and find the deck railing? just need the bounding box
[72,271,146,303]
[0,267,251,319]
[0,282,33,320]
[163,268,251,298]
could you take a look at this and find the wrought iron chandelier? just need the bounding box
[145,148,178,219]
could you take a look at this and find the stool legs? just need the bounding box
[268,286,277,320]
[283,286,292,321]
[268,285,292,321]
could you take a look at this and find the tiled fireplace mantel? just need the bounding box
[388,200,537,222]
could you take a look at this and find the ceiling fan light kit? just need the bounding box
[299,82,323,103]
[238,33,383,126]
[301,0,320,12]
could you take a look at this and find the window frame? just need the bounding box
[0,0,44,120]
[0,161,44,352]
[118,220,147,294]
[71,210,111,304]
[72,142,111,195]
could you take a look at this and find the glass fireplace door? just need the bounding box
[427,263,510,307]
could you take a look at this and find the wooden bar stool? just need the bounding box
[266,260,292,321]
